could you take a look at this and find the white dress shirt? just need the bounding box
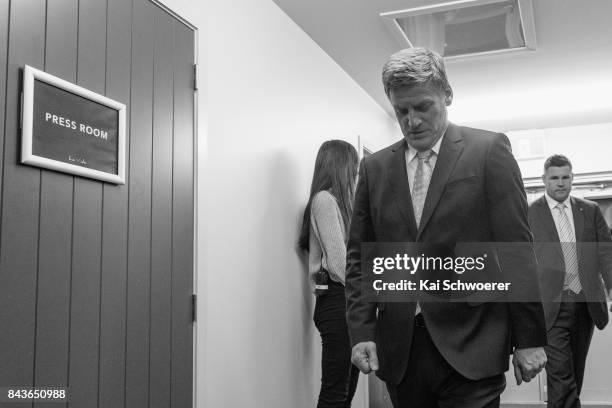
[544,192,576,243]
[405,134,443,194]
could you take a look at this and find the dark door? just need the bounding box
[0,0,196,407]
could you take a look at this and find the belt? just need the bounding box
[414,313,426,328]
[562,289,582,297]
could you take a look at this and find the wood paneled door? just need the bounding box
[0,1,196,407]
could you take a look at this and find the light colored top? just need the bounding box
[308,190,347,290]
[545,192,576,242]
[404,132,444,193]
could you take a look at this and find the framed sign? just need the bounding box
[21,65,126,184]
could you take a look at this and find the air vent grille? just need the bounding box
[381,0,536,59]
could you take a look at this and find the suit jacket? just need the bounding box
[528,195,612,330]
[346,123,547,384]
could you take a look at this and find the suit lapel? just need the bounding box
[416,124,463,240]
[387,140,418,239]
[535,196,563,258]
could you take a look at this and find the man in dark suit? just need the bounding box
[345,48,548,408]
[528,154,612,408]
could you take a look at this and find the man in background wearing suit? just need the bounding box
[345,47,547,408]
[528,154,612,408]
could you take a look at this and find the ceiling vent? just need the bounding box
[380,0,536,59]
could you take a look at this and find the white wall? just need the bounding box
[507,122,612,179]
[158,0,400,407]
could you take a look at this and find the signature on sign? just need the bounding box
[68,155,88,166]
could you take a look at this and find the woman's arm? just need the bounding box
[311,191,347,283]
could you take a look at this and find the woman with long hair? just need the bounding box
[299,140,360,408]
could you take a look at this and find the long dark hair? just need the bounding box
[298,140,359,251]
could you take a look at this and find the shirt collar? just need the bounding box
[545,191,572,210]
[406,124,447,163]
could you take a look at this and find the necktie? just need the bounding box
[412,150,433,317]
[412,150,434,227]
[555,203,581,294]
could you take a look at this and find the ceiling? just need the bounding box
[272,0,612,131]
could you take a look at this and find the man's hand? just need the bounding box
[512,347,547,385]
[351,341,379,374]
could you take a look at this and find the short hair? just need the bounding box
[544,154,572,171]
[382,47,451,96]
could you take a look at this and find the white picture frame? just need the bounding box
[21,65,126,184]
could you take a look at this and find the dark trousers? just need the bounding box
[545,293,594,408]
[314,283,359,408]
[386,316,506,408]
